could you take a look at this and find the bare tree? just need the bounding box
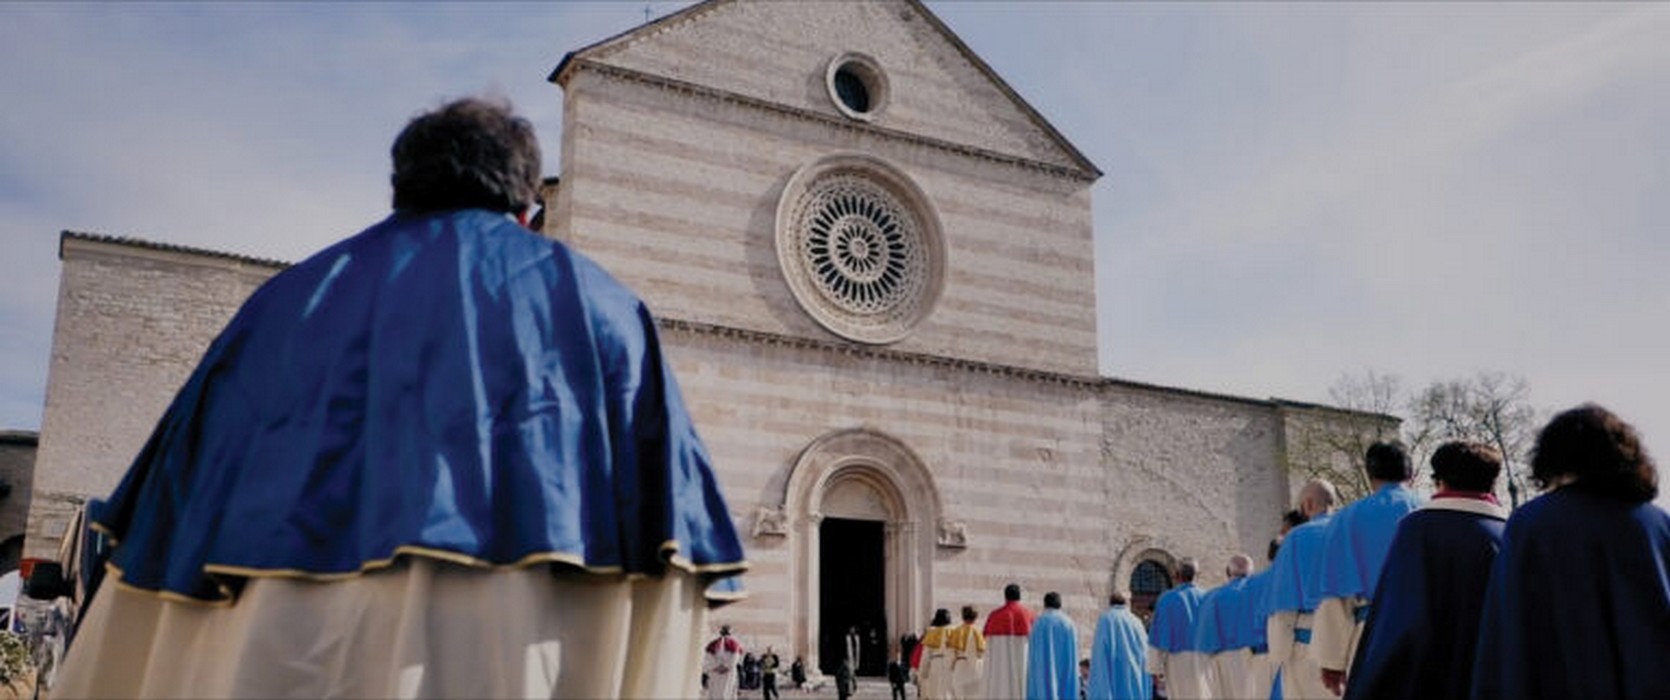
[1287,370,1541,507]
[1406,371,1538,507]
[1282,371,1405,502]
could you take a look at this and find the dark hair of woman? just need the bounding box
[1531,403,1657,503]
[931,608,952,627]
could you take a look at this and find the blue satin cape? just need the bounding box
[91,210,747,605]
[1240,569,1274,651]
[1469,488,1670,700]
[1343,501,1504,700]
[1148,582,1204,653]
[1315,484,1421,601]
[1195,577,1253,655]
[1088,605,1150,700]
[1026,609,1080,700]
[1265,513,1332,614]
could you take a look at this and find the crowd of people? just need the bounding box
[1129,403,1669,700]
[702,404,1669,700]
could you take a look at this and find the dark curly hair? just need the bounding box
[1430,441,1502,493]
[390,97,541,214]
[1531,404,1657,503]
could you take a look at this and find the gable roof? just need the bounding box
[549,0,1101,180]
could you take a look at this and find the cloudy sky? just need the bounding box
[3,2,1667,502]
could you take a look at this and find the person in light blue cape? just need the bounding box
[1240,566,1279,700]
[1027,591,1080,700]
[56,97,746,699]
[1263,479,1338,700]
[1470,405,1670,700]
[1312,443,1421,693]
[1194,554,1255,699]
[1344,441,1507,700]
[1146,558,1207,699]
[1087,590,1149,700]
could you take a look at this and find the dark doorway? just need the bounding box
[819,517,887,677]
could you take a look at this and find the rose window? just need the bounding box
[776,155,944,345]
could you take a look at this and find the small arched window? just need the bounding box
[1129,559,1174,627]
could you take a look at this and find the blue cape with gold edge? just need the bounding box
[90,210,746,605]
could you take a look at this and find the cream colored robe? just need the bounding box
[56,558,711,699]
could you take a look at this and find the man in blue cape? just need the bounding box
[1313,443,1421,695]
[1087,590,1149,700]
[55,97,747,698]
[1239,563,1279,700]
[1342,441,1506,700]
[1027,591,1079,700]
[1194,554,1255,699]
[1470,404,1670,699]
[1146,557,1206,699]
[1263,479,1338,700]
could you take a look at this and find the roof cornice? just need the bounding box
[548,0,1101,181]
[49,233,1379,422]
[658,317,1342,412]
[560,59,1097,183]
[0,430,38,445]
[61,231,289,270]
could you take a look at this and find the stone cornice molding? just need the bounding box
[53,232,1384,423]
[657,317,1360,415]
[549,0,1102,180]
[561,58,1097,184]
[61,231,288,272]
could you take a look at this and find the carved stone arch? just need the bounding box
[1111,535,1182,626]
[779,428,944,672]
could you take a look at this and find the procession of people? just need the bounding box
[701,404,1667,700]
[41,91,1668,699]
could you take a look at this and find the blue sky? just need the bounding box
[2,2,1668,504]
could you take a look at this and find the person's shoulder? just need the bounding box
[1290,517,1332,541]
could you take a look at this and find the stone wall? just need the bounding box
[27,237,278,557]
[554,35,1099,377]
[572,0,1087,172]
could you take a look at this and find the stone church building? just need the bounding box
[27,0,1380,672]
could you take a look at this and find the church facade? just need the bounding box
[27,0,1382,670]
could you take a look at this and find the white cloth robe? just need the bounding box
[56,558,714,699]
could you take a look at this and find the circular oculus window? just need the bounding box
[776,154,944,344]
[824,53,889,122]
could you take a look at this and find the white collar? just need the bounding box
[1420,496,1508,520]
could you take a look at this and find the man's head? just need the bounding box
[1177,557,1198,583]
[931,608,952,627]
[391,97,542,217]
[962,606,978,623]
[1043,592,1062,609]
[1225,553,1252,579]
[1365,441,1413,484]
[1003,583,1022,602]
[720,625,732,636]
[1430,441,1503,493]
[1531,403,1657,502]
[1108,589,1128,607]
[1298,479,1339,518]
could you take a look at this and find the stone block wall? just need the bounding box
[27,237,278,557]
[554,60,1098,377]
